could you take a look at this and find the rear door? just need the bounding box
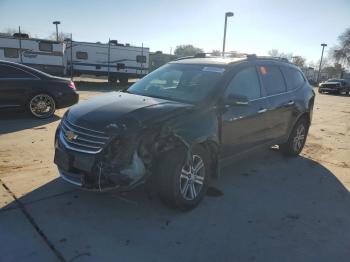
[280,66,307,131]
[0,64,39,110]
[220,64,272,157]
[257,63,293,140]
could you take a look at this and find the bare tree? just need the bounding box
[292,56,306,68]
[211,50,221,56]
[267,49,293,61]
[47,31,70,41]
[330,27,350,69]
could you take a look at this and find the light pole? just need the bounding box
[317,43,327,83]
[222,12,234,56]
[53,21,61,41]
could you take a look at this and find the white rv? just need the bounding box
[0,33,65,75]
[65,40,149,83]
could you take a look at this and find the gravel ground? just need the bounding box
[0,88,349,262]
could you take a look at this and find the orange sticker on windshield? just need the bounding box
[259,66,267,75]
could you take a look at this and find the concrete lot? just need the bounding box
[0,88,349,262]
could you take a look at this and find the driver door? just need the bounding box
[220,65,272,158]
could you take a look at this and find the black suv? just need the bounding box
[54,54,315,210]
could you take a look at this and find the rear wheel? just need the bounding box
[156,145,210,211]
[28,94,56,118]
[280,118,309,156]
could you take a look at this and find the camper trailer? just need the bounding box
[0,34,65,75]
[65,40,149,83]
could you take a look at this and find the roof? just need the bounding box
[170,57,246,66]
[170,54,293,67]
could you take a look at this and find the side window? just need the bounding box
[4,48,19,58]
[225,67,261,100]
[281,67,305,91]
[76,51,88,60]
[259,66,287,95]
[39,42,53,52]
[0,65,35,79]
[136,55,147,63]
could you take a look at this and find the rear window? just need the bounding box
[39,42,53,52]
[76,51,88,60]
[4,48,19,58]
[281,67,305,91]
[259,66,287,95]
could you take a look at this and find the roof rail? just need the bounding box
[174,53,292,63]
[247,55,291,63]
[174,52,247,61]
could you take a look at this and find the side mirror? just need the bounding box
[224,94,249,106]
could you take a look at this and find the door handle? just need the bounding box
[258,108,267,114]
[285,100,295,106]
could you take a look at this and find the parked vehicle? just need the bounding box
[0,34,149,83]
[318,79,350,94]
[0,34,65,75]
[54,54,315,210]
[0,60,79,118]
[64,40,149,83]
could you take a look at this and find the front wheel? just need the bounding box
[280,118,309,156]
[156,145,210,211]
[28,94,56,118]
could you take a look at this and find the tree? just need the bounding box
[174,45,203,57]
[267,49,293,61]
[48,31,71,42]
[292,56,306,68]
[322,63,343,78]
[211,49,221,56]
[331,27,350,68]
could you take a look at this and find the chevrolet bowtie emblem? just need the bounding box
[65,130,77,141]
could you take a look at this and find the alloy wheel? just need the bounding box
[293,124,306,152]
[29,94,55,118]
[179,154,205,201]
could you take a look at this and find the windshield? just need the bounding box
[127,63,225,103]
[327,79,340,82]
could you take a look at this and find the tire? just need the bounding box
[318,88,322,94]
[28,93,56,118]
[156,145,210,211]
[280,118,309,157]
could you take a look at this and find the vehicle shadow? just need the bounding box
[1,149,350,261]
[0,112,60,134]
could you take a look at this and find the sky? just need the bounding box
[0,0,349,63]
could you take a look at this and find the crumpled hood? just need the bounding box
[66,92,193,131]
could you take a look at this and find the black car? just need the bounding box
[318,78,350,94]
[54,54,315,210]
[0,60,79,118]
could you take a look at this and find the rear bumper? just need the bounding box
[56,92,79,109]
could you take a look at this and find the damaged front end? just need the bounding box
[54,113,190,192]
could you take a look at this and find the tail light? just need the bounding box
[68,81,76,90]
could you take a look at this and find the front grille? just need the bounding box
[322,84,339,89]
[59,118,109,154]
